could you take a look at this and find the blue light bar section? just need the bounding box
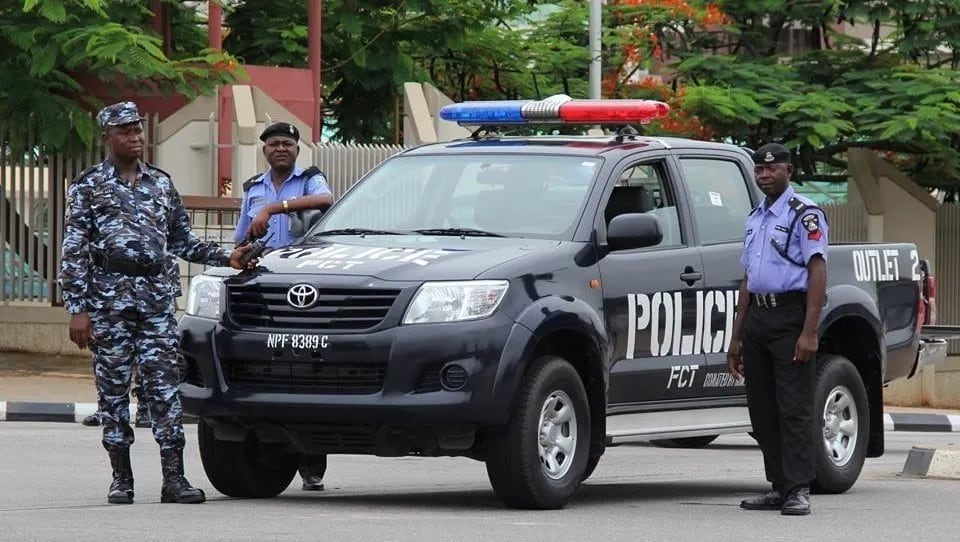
[438,100,531,125]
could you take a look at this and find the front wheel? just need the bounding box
[811,354,870,494]
[485,355,591,509]
[198,420,300,498]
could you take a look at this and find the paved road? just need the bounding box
[0,423,957,542]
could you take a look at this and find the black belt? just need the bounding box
[91,253,164,277]
[750,291,806,308]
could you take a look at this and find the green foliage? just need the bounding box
[0,0,243,154]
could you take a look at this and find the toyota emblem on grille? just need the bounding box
[287,284,319,309]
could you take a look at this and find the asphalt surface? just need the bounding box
[1,423,957,542]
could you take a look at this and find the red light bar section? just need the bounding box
[558,100,670,124]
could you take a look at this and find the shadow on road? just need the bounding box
[249,479,766,511]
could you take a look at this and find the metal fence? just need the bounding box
[1,118,159,305]
[822,202,869,243]
[2,127,958,356]
[936,204,960,354]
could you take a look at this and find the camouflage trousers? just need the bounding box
[89,310,184,452]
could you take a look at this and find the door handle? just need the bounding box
[680,266,702,285]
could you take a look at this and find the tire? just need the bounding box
[485,355,591,509]
[582,454,602,482]
[650,435,719,449]
[811,354,870,494]
[198,420,300,498]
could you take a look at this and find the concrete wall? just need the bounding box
[885,357,960,409]
[156,95,219,197]
[847,170,938,269]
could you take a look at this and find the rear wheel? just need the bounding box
[485,355,591,509]
[650,435,719,449]
[198,420,299,498]
[811,354,869,494]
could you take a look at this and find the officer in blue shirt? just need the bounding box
[235,122,333,248]
[727,143,828,516]
[234,121,333,491]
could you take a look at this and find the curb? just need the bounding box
[0,402,198,424]
[1,401,958,431]
[902,446,960,480]
[884,413,960,433]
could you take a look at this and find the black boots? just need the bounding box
[107,449,134,504]
[160,448,206,504]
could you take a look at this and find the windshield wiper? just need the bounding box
[311,228,405,237]
[412,227,505,238]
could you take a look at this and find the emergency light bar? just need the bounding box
[438,94,670,126]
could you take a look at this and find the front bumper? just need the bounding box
[177,310,527,428]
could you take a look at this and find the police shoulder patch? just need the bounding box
[801,212,823,240]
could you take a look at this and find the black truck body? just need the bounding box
[178,132,954,509]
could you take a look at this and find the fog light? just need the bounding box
[439,364,468,391]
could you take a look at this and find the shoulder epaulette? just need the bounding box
[145,163,172,179]
[787,196,809,214]
[748,205,760,216]
[302,166,323,178]
[242,173,263,192]
[68,165,99,185]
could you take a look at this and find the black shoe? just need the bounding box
[82,413,101,427]
[160,448,206,504]
[740,490,784,511]
[301,475,325,491]
[107,449,134,504]
[781,487,811,516]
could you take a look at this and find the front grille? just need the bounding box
[223,361,386,394]
[227,284,401,331]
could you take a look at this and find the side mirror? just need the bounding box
[607,213,662,251]
[290,209,326,238]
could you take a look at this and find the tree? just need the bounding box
[602,0,960,192]
[0,0,243,154]
[224,0,545,143]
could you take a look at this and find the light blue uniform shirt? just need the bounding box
[235,166,332,248]
[740,185,828,294]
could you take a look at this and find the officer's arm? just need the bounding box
[798,209,829,335]
[730,273,750,344]
[166,186,232,267]
[58,182,92,315]
[234,193,252,244]
[286,173,333,211]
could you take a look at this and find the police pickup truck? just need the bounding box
[178,96,956,510]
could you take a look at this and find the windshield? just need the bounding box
[310,154,602,240]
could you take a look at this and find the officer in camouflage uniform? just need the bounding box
[59,101,255,505]
[82,254,181,428]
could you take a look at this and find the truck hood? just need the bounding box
[235,235,562,281]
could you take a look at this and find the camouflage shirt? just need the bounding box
[59,159,230,315]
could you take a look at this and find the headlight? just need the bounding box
[402,280,509,324]
[185,275,224,319]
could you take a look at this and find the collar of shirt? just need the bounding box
[102,159,153,184]
[758,184,796,217]
[255,165,305,189]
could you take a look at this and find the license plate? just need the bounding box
[265,333,329,353]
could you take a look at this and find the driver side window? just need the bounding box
[604,161,682,247]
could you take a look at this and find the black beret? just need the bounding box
[752,143,791,165]
[260,122,300,142]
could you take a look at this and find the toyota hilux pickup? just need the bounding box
[178,96,959,510]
